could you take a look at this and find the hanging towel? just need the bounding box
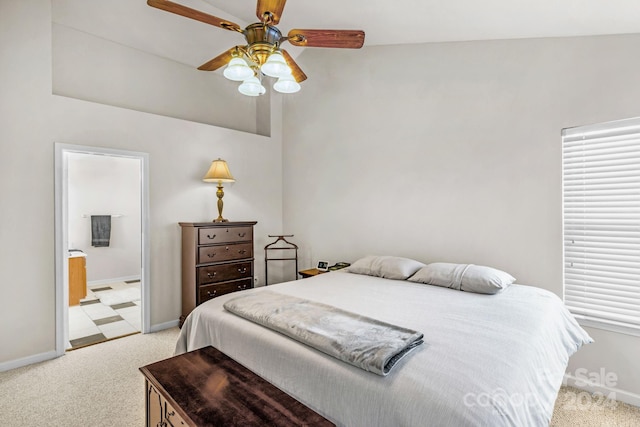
[91,215,111,247]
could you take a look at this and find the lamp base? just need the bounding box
[213,183,229,223]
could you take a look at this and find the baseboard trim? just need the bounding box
[149,319,180,333]
[0,350,58,373]
[564,374,640,408]
[3,321,179,372]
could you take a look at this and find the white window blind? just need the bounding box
[563,117,640,336]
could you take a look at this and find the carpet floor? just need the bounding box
[0,327,638,426]
[551,386,640,426]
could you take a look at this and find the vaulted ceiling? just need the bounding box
[53,0,640,70]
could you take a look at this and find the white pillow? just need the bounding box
[407,262,515,294]
[345,255,426,280]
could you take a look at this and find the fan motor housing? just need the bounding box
[244,23,282,46]
[244,23,282,66]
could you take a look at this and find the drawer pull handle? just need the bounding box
[225,246,230,251]
[207,290,217,298]
[238,232,246,237]
[207,272,217,278]
[238,267,247,274]
[237,284,247,290]
[239,249,247,255]
[207,253,216,258]
[206,234,217,240]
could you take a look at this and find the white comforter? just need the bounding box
[176,271,592,427]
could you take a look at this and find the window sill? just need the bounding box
[575,317,640,338]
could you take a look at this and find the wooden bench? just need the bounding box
[140,346,335,426]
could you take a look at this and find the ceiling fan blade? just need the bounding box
[197,46,241,71]
[281,50,307,83]
[147,0,243,33]
[287,29,365,49]
[256,0,287,25]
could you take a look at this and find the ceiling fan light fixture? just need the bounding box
[223,57,253,81]
[273,74,301,94]
[147,0,365,97]
[238,76,266,96]
[261,52,292,78]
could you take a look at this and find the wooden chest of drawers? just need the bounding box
[179,221,257,326]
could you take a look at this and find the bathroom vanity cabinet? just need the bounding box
[68,253,87,306]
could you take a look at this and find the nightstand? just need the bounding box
[298,268,327,279]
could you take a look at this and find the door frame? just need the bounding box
[54,143,151,356]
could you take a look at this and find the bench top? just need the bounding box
[140,346,335,426]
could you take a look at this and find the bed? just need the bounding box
[176,262,592,426]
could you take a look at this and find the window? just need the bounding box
[562,117,640,336]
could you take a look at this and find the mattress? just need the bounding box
[176,271,592,426]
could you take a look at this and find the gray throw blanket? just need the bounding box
[223,290,424,376]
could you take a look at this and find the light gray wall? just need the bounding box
[52,24,262,135]
[282,35,640,398]
[68,153,141,283]
[0,0,283,368]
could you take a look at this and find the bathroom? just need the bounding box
[66,151,143,349]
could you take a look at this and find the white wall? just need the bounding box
[68,153,141,282]
[0,0,55,369]
[0,0,283,369]
[52,24,262,135]
[282,35,640,399]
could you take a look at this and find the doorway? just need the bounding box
[54,144,150,356]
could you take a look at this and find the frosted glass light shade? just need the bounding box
[238,76,266,96]
[261,52,291,78]
[273,74,301,94]
[223,57,253,81]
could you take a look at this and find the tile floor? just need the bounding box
[67,280,141,350]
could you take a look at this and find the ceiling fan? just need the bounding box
[147,0,365,96]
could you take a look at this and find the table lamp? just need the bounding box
[203,158,235,222]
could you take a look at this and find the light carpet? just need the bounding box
[0,328,178,427]
[551,386,640,426]
[0,327,638,426]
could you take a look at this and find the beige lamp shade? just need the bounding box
[203,158,235,183]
